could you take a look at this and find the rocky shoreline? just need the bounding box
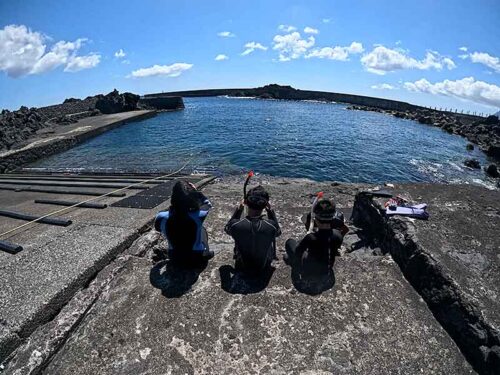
[347,104,500,161]
[0,90,142,153]
[0,90,185,155]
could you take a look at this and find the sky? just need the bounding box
[1,0,499,114]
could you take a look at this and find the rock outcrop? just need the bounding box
[95,90,140,114]
[464,158,481,169]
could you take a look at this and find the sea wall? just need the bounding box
[138,96,184,111]
[0,111,156,173]
[145,87,415,111]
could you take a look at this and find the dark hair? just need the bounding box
[313,199,336,222]
[246,185,269,210]
[170,180,200,214]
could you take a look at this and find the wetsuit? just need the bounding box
[154,192,212,263]
[224,205,281,272]
[287,211,346,274]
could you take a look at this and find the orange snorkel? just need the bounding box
[243,170,254,201]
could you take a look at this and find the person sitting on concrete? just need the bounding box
[224,185,281,273]
[154,180,214,265]
[285,198,347,275]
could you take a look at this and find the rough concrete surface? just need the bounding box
[0,175,196,362]
[19,177,474,374]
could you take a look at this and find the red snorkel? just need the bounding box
[243,170,254,201]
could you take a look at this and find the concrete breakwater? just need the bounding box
[147,83,486,119]
[0,90,184,155]
[1,176,498,374]
[138,95,184,111]
[0,111,156,173]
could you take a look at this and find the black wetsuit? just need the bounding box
[224,205,281,272]
[287,211,345,274]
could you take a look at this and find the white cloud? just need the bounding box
[304,26,319,34]
[278,25,297,32]
[371,83,397,90]
[0,25,99,77]
[322,18,331,24]
[215,54,229,61]
[404,77,500,108]
[64,53,101,72]
[114,49,126,58]
[361,45,456,75]
[306,42,363,61]
[129,62,193,78]
[468,52,500,72]
[241,42,267,56]
[459,46,468,52]
[272,32,315,61]
[217,31,235,38]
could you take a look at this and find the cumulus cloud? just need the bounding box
[468,52,500,72]
[459,46,468,52]
[361,45,456,75]
[404,77,500,108]
[306,42,363,61]
[371,83,397,90]
[241,42,267,56]
[64,54,101,72]
[272,32,315,61]
[0,24,100,77]
[217,31,235,38]
[278,25,297,32]
[304,26,319,34]
[215,54,229,61]
[322,18,331,24]
[114,49,126,58]
[129,62,193,78]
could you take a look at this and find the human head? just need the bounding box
[313,198,336,227]
[245,185,269,213]
[171,180,200,213]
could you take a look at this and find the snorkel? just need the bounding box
[243,170,254,201]
[308,191,324,233]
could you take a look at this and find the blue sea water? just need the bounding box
[31,97,495,187]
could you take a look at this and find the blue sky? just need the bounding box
[1,0,499,113]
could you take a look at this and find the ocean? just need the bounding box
[31,97,496,188]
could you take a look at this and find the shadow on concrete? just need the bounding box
[285,246,336,296]
[150,259,208,298]
[219,265,275,295]
[290,266,336,296]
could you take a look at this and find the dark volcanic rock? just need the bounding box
[63,98,80,104]
[95,89,140,114]
[0,90,140,152]
[466,143,475,151]
[464,158,481,169]
[485,164,499,178]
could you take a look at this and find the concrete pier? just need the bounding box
[3,177,487,374]
[0,110,156,173]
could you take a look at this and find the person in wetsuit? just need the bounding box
[224,185,281,273]
[285,198,348,275]
[154,180,214,265]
